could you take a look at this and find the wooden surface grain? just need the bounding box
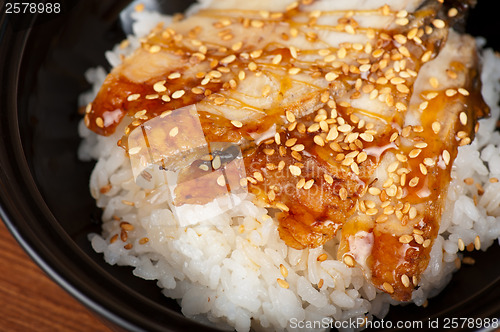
[0,220,113,332]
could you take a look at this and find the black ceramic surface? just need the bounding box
[0,1,499,331]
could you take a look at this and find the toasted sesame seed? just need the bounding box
[272,54,283,65]
[336,124,351,133]
[459,112,468,125]
[319,120,329,132]
[168,72,181,80]
[172,90,185,99]
[313,135,325,146]
[100,184,112,194]
[368,187,381,195]
[359,132,374,142]
[462,257,475,265]
[120,229,128,242]
[289,165,301,176]
[277,278,289,289]
[458,88,470,96]
[432,19,446,29]
[448,7,458,17]
[153,80,167,93]
[272,134,280,146]
[428,76,439,88]
[409,149,422,158]
[149,45,161,53]
[246,176,257,184]
[421,50,432,62]
[307,123,320,133]
[216,175,226,187]
[339,187,348,200]
[127,94,140,101]
[252,171,263,182]
[95,117,104,128]
[350,162,360,175]
[374,214,387,224]
[248,62,258,71]
[458,238,465,251]
[286,111,296,123]
[323,174,334,184]
[220,54,236,64]
[128,146,142,155]
[280,264,288,278]
[396,84,410,94]
[395,102,407,111]
[446,89,457,97]
[160,110,172,118]
[325,72,339,82]
[419,163,428,175]
[411,276,418,287]
[145,94,159,100]
[431,121,441,134]
[442,150,451,165]
[383,282,394,294]
[288,67,301,75]
[169,127,179,137]
[342,254,355,267]
[231,41,243,51]
[267,189,276,201]
[285,138,297,147]
[323,54,337,63]
[401,274,410,288]
[317,253,328,262]
[231,120,243,128]
[303,179,314,190]
[409,176,419,187]
[291,144,305,152]
[120,222,134,231]
[364,207,377,216]
[262,85,272,97]
[391,77,405,85]
[357,152,367,163]
[414,234,424,245]
[294,177,305,189]
[399,234,413,244]
[387,161,399,173]
[409,206,417,220]
[474,235,481,250]
[401,126,411,137]
[421,158,434,167]
[476,182,485,195]
[276,202,289,212]
[212,156,222,170]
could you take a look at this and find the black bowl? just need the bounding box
[0,1,499,331]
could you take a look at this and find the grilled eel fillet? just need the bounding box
[84,0,488,301]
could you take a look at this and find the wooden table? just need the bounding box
[0,220,113,332]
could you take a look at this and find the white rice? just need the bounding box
[78,5,500,332]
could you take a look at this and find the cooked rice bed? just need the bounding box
[77,3,500,332]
